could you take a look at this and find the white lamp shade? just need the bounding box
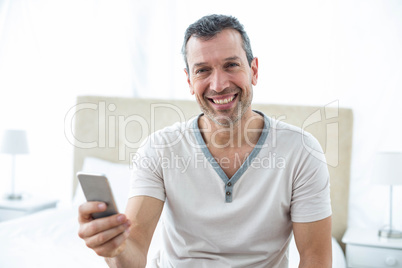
[372,152,402,185]
[0,130,29,154]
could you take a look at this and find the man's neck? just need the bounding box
[198,110,264,150]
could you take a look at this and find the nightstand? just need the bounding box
[342,227,402,267]
[0,196,58,222]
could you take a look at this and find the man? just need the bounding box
[78,14,332,267]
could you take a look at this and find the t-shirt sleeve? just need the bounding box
[129,134,166,202]
[290,133,332,223]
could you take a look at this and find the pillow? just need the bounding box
[73,157,131,212]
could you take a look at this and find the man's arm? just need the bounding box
[78,196,164,268]
[106,195,164,267]
[293,216,332,268]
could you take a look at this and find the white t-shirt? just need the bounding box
[129,112,332,268]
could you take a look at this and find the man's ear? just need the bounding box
[184,68,194,95]
[251,57,259,86]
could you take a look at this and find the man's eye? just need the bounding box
[227,63,239,68]
[196,68,207,74]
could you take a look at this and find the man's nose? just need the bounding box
[209,69,230,92]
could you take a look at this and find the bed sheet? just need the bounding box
[0,206,345,268]
[0,207,107,268]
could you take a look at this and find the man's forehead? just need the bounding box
[186,29,245,65]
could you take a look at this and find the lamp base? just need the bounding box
[5,193,23,200]
[378,228,402,238]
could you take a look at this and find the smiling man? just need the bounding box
[78,14,332,268]
[184,27,256,127]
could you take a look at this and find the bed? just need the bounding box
[0,96,353,267]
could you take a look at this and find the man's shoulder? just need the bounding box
[145,116,199,148]
[154,117,196,137]
[265,115,321,151]
[267,116,314,139]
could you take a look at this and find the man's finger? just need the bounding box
[78,213,130,239]
[84,221,131,249]
[78,202,107,223]
[92,231,130,257]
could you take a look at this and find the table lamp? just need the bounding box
[372,152,402,238]
[1,129,29,200]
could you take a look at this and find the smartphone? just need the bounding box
[77,172,119,219]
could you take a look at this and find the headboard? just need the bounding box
[71,95,353,249]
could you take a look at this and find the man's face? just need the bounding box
[184,29,258,126]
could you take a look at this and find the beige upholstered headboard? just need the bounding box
[72,95,353,248]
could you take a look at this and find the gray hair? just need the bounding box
[181,14,254,73]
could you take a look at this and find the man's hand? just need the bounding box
[78,202,132,258]
[78,197,163,268]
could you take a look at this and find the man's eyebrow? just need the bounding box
[193,62,207,68]
[191,62,207,73]
[192,56,241,70]
[192,56,241,69]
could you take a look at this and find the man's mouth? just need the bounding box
[208,94,238,105]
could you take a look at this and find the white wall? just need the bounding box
[0,0,134,204]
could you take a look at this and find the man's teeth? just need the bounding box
[212,96,235,104]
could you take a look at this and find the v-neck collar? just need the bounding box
[193,111,270,202]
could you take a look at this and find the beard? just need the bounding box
[198,88,253,127]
